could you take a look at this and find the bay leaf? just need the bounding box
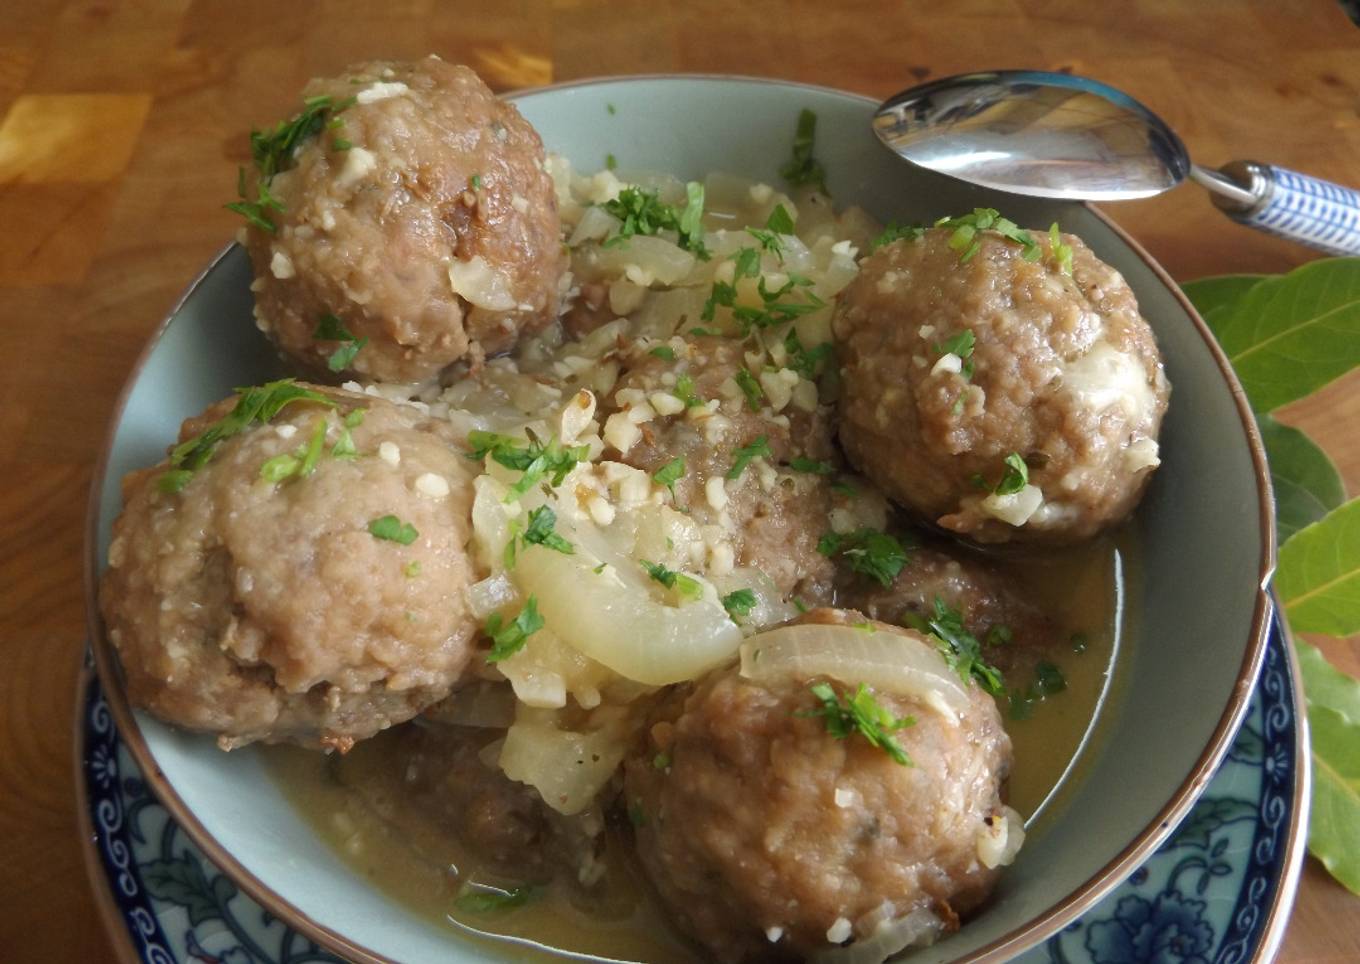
[1258,415,1346,542]
[1276,498,1360,637]
[1296,639,1360,724]
[1306,704,1360,895]
[1193,259,1360,413]
[1181,273,1264,329]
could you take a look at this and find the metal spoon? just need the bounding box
[873,70,1360,256]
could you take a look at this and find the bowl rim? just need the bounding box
[84,71,1279,964]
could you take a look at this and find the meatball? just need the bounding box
[624,611,1015,962]
[833,226,1169,544]
[361,713,607,885]
[601,335,855,602]
[99,384,478,751]
[839,541,1063,682]
[242,57,564,384]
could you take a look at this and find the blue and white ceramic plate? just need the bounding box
[77,603,1308,964]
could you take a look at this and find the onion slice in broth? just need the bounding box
[738,622,970,724]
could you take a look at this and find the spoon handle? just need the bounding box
[1206,161,1360,256]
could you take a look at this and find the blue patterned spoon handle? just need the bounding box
[1211,160,1360,256]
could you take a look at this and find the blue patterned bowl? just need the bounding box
[85,76,1278,962]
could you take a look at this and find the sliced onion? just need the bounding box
[977,804,1026,869]
[498,707,626,815]
[568,205,621,247]
[810,907,943,964]
[739,623,970,723]
[589,235,696,286]
[465,571,518,620]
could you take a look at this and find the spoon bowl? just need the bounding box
[873,70,1193,202]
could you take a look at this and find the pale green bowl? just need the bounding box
[87,76,1274,963]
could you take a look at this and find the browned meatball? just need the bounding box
[242,57,564,383]
[839,542,1062,681]
[374,715,607,884]
[99,384,478,751]
[834,226,1168,544]
[601,335,845,602]
[624,611,1015,962]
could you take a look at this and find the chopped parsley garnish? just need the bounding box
[1049,222,1074,275]
[403,560,421,578]
[765,203,795,235]
[789,456,834,475]
[331,137,352,151]
[466,430,591,499]
[649,345,676,361]
[721,588,757,620]
[652,752,671,770]
[485,597,545,663]
[910,597,1006,696]
[161,379,333,493]
[601,183,709,258]
[784,330,833,379]
[734,368,764,411]
[802,682,914,765]
[986,623,1013,647]
[934,329,976,379]
[732,276,823,333]
[521,505,574,555]
[745,226,784,260]
[780,108,829,194]
[313,313,367,373]
[726,435,773,479]
[1008,660,1067,720]
[454,885,538,914]
[258,453,301,483]
[227,94,356,231]
[816,528,907,587]
[672,374,704,408]
[994,453,1029,495]
[831,481,857,498]
[606,103,617,116]
[641,560,703,599]
[793,598,810,614]
[368,514,419,545]
[870,221,927,251]
[652,457,685,494]
[605,153,617,171]
[297,417,327,476]
[934,208,1041,264]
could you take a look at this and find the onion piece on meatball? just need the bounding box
[99,382,478,751]
[240,57,565,384]
[623,609,1020,963]
[833,222,1168,544]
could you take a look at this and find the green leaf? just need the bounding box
[1306,704,1360,894]
[1196,259,1360,412]
[1180,273,1265,328]
[1297,640,1360,723]
[1276,498,1360,636]
[1258,415,1345,541]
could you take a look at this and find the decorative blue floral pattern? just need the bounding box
[82,611,1299,964]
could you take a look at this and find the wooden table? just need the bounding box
[2,1,1357,960]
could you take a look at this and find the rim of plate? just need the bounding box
[84,72,1278,964]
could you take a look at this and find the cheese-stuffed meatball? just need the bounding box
[99,382,478,751]
[833,221,1168,544]
[600,334,870,604]
[241,57,564,384]
[623,610,1020,963]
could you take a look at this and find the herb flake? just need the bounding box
[803,682,914,765]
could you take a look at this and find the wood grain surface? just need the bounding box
[2,1,1358,961]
